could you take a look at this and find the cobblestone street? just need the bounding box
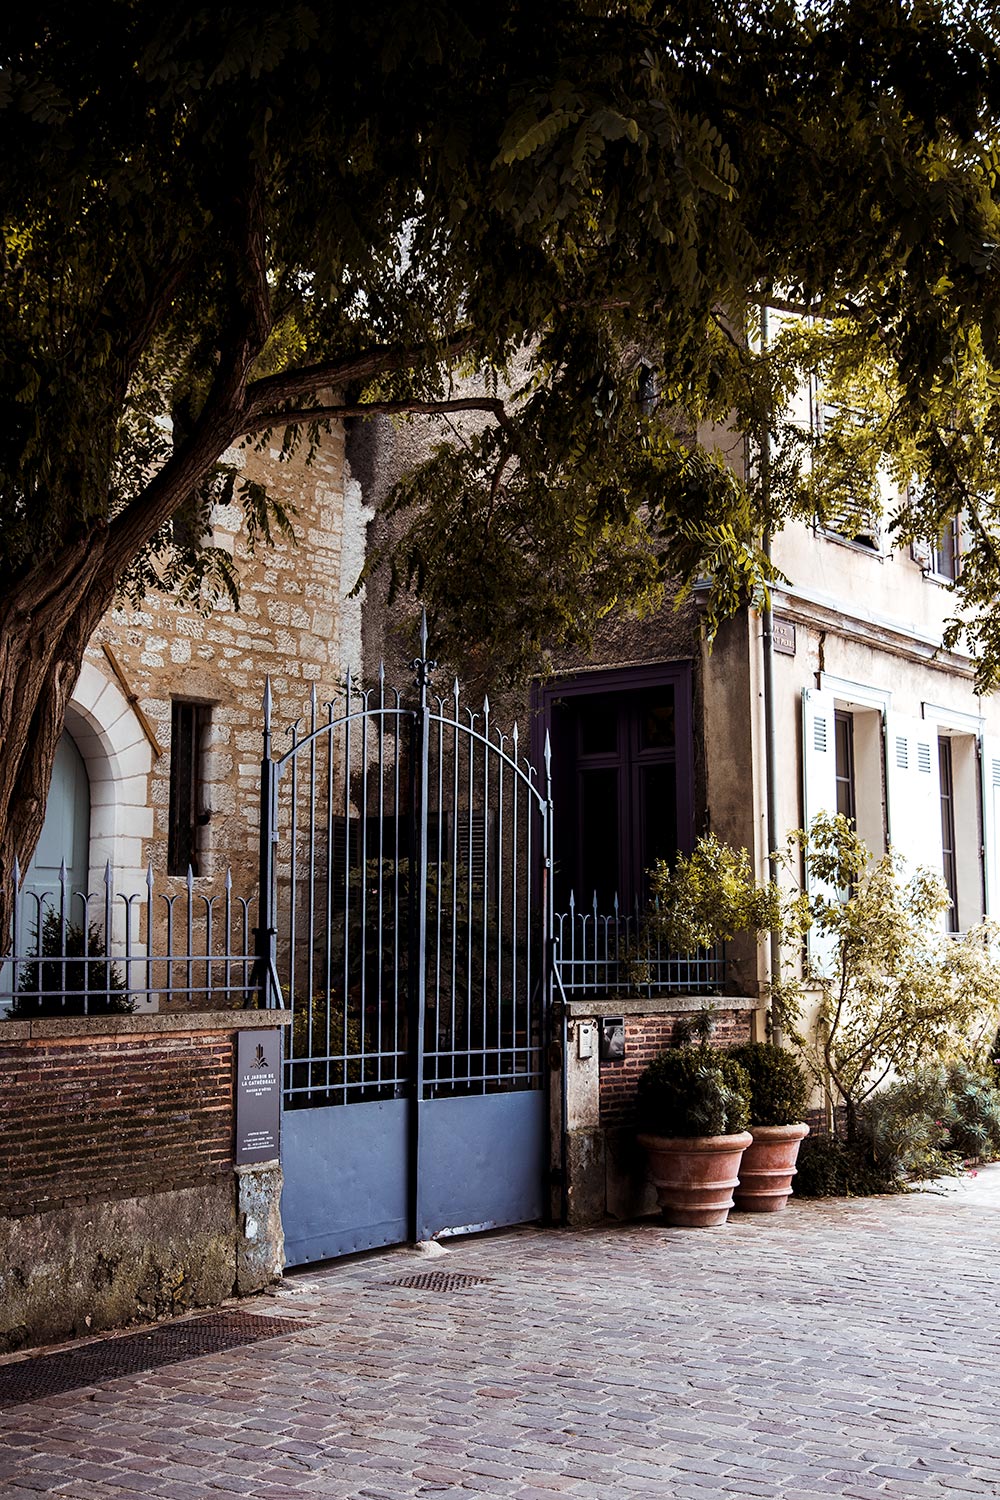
[3,1168,1000,1499]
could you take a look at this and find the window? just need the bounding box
[938,736,959,931]
[834,711,856,824]
[541,666,694,912]
[168,700,210,875]
[932,517,960,580]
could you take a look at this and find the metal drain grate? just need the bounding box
[0,1310,303,1409]
[381,1271,493,1292]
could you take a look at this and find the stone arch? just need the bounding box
[67,659,154,894]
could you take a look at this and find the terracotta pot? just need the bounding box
[733,1122,810,1213]
[637,1131,753,1227]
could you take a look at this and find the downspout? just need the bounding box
[759,302,782,1038]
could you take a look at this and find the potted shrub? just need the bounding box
[636,1040,752,1227]
[729,1041,810,1212]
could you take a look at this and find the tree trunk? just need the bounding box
[0,536,116,945]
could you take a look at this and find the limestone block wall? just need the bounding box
[0,1011,289,1353]
[83,426,359,907]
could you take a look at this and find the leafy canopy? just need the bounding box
[3,2,1000,684]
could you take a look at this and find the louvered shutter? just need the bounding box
[885,714,944,882]
[980,736,1000,920]
[801,689,839,975]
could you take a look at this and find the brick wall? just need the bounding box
[599,1008,753,1127]
[1,1027,233,1219]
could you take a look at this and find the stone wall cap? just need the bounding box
[563,994,760,1019]
[1,1008,292,1041]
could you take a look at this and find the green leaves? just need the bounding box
[4,0,1000,687]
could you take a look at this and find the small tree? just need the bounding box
[782,813,1000,1144]
[648,818,1000,1146]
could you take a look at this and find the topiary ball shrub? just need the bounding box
[729,1041,809,1126]
[12,913,133,1017]
[636,1044,751,1138]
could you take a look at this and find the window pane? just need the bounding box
[640,764,678,878]
[579,768,620,905]
[834,712,856,824]
[638,688,675,751]
[577,697,618,756]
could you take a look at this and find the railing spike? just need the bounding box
[12,855,20,885]
[543,728,552,773]
[262,675,273,727]
[104,860,113,887]
[419,608,429,659]
[225,867,232,891]
[483,692,490,717]
[186,865,195,896]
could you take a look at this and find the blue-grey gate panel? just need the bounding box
[281,1099,408,1265]
[416,1089,547,1241]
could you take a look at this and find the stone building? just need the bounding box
[7,382,1000,1351]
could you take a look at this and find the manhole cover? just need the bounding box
[380,1272,493,1292]
[0,1310,303,1409]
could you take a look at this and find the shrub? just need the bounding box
[11,912,132,1017]
[940,1061,1000,1162]
[856,1070,957,1184]
[636,1044,751,1138]
[793,1134,900,1198]
[728,1041,809,1126]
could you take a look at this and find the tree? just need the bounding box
[3,1,1000,933]
[648,820,1000,1146]
[783,814,1000,1144]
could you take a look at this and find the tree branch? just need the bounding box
[244,395,511,436]
[243,329,477,422]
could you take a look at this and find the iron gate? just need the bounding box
[260,627,553,1264]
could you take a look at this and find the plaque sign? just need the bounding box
[235,1028,282,1165]
[772,617,796,656]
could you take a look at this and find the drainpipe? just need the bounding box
[759,303,782,1039]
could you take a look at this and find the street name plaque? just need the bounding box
[235,1028,282,1165]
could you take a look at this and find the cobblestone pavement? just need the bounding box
[3,1168,1000,1499]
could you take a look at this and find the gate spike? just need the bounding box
[419,609,429,660]
[543,728,552,775]
[12,855,20,886]
[146,863,154,893]
[104,860,113,887]
[262,676,273,731]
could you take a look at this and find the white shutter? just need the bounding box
[885,712,944,883]
[980,735,1000,920]
[802,689,837,825]
[801,689,839,975]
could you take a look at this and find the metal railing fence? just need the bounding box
[1,859,257,1016]
[554,891,725,997]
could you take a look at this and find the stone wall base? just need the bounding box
[0,1171,284,1354]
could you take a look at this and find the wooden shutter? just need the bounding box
[801,689,840,975]
[885,713,944,882]
[980,735,1000,920]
